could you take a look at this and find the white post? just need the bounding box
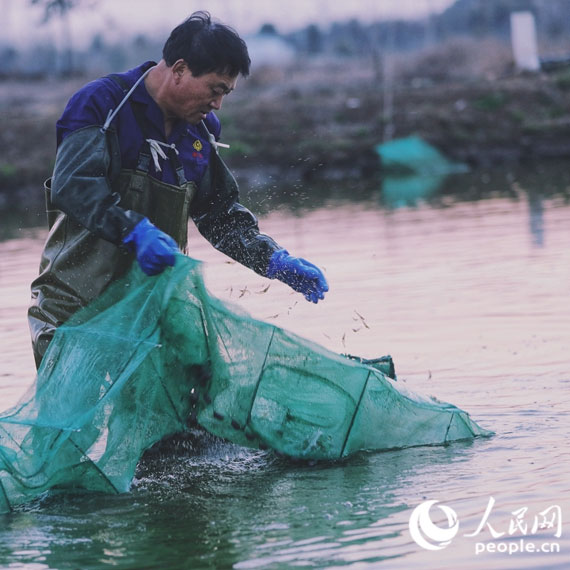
[510,11,540,72]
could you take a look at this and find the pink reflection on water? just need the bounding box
[1,198,569,412]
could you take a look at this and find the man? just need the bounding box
[28,11,328,369]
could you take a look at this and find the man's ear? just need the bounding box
[171,59,187,82]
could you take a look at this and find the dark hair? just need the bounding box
[162,11,250,78]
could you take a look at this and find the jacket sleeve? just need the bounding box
[190,151,282,276]
[50,125,143,244]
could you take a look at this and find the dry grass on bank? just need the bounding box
[2,36,570,202]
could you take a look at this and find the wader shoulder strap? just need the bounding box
[102,67,153,132]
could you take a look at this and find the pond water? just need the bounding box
[0,164,569,569]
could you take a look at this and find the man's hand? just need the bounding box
[123,218,179,276]
[267,249,329,303]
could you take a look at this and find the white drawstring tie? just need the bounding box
[201,120,230,151]
[146,139,179,172]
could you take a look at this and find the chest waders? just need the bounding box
[28,84,196,369]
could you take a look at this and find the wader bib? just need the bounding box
[29,83,197,368]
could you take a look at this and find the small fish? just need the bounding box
[256,283,271,294]
[353,310,370,329]
[286,301,298,315]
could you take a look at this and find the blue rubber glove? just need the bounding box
[123,218,179,276]
[266,249,329,303]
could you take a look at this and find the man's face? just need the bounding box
[167,60,237,125]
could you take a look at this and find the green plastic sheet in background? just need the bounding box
[375,135,469,177]
[0,255,492,512]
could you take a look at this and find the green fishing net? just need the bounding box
[0,255,491,512]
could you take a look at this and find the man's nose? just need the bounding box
[210,94,223,110]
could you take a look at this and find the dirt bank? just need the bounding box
[2,40,570,208]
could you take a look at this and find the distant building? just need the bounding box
[246,30,296,67]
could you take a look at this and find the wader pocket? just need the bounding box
[118,170,196,248]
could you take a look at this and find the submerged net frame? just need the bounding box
[0,255,491,512]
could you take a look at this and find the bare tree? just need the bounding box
[30,0,96,75]
[31,0,85,19]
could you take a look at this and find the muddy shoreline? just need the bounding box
[2,52,570,208]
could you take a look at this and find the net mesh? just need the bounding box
[0,255,491,512]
